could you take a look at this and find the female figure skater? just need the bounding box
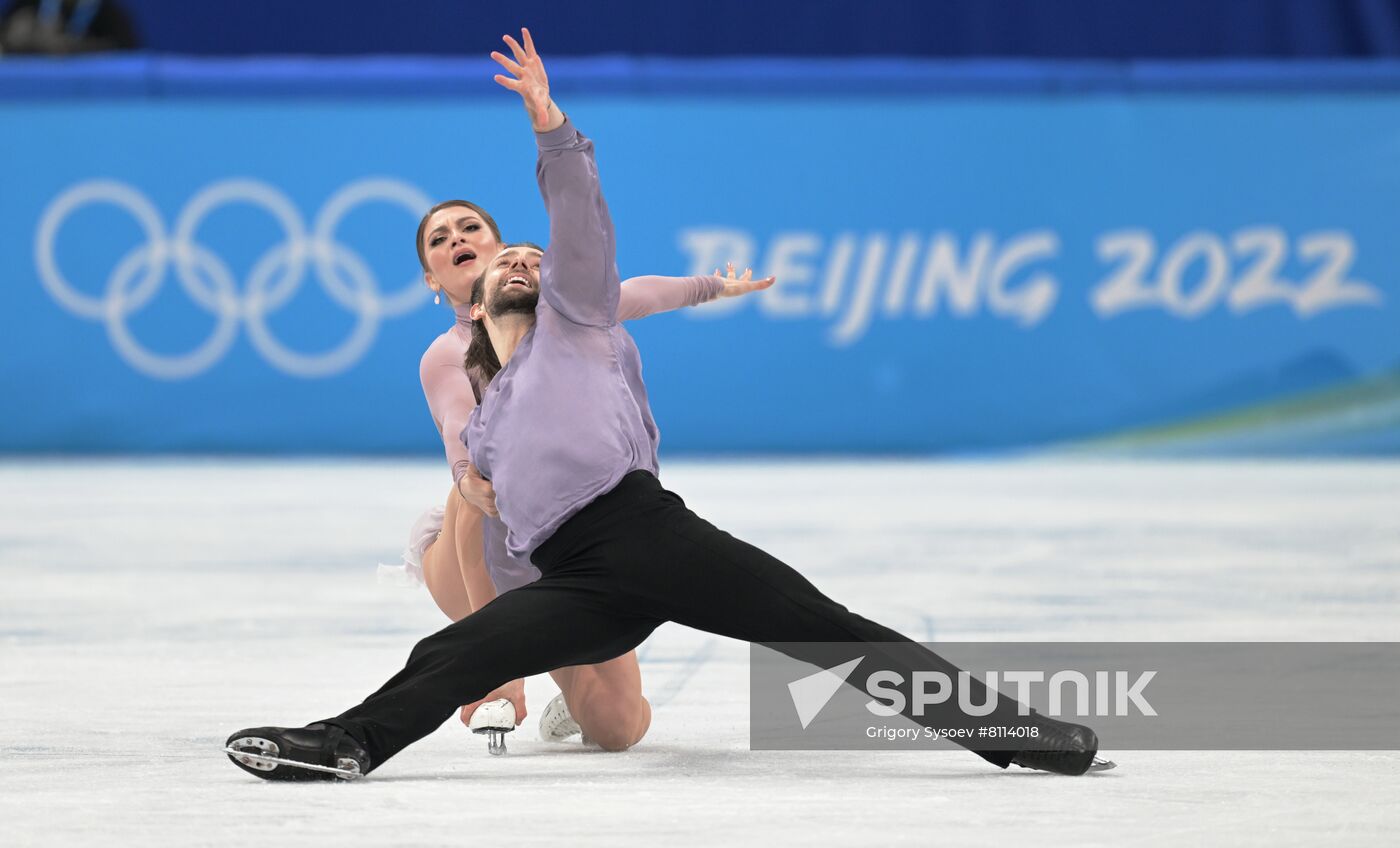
[226,29,1108,781]
[403,191,771,749]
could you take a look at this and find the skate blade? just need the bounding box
[223,745,363,779]
[1088,757,1117,772]
[472,728,511,756]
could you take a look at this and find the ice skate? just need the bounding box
[468,698,517,755]
[1010,714,1114,776]
[224,723,370,781]
[538,691,584,743]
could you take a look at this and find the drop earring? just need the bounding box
[434,292,441,305]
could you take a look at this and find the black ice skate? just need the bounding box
[224,723,370,781]
[1010,714,1116,776]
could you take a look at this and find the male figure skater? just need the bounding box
[225,28,1109,781]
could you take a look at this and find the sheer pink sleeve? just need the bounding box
[419,332,480,485]
[616,275,724,322]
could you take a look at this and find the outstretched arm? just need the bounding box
[618,264,776,321]
[492,28,620,326]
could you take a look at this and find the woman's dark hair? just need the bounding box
[415,200,504,273]
[463,242,544,385]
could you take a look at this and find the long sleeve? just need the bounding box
[617,275,726,322]
[418,333,479,485]
[535,118,620,326]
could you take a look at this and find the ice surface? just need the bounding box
[1,459,1397,846]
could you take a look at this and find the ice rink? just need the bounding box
[2,458,1397,846]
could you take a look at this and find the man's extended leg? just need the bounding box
[565,473,1094,772]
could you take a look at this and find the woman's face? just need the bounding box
[422,206,502,305]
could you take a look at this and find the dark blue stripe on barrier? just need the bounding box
[6,55,1400,98]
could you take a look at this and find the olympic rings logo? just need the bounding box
[35,178,434,379]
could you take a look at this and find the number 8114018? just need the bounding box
[1090,228,1382,319]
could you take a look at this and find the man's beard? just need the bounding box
[486,286,539,319]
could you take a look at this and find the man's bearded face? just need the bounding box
[483,246,542,319]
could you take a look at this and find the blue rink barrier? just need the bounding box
[3,59,1400,456]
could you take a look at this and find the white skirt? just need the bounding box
[376,505,445,587]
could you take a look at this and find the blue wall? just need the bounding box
[99,0,1400,58]
[4,59,1400,455]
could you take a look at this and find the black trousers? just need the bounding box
[327,471,1022,770]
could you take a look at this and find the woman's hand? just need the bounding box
[711,261,776,299]
[460,678,527,729]
[457,462,499,518]
[490,27,564,133]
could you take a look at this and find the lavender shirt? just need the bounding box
[464,118,723,560]
[420,275,727,491]
[424,276,725,593]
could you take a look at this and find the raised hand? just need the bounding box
[711,261,777,299]
[490,27,563,132]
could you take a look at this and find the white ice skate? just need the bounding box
[538,692,583,743]
[468,698,517,755]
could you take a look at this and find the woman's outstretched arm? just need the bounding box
[618,264,775,321]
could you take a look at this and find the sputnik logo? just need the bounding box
[787,656,864,729]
